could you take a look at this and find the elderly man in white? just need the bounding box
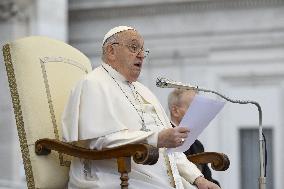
[62,26,220,189]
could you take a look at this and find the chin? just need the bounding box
[128,72,140,82]
[128,75,139,82]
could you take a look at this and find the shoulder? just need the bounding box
[71,65,109,92]
[85,66,107,81]
[83,66,110,85]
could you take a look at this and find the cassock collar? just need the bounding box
[171,121,178,128]
[101,62,128,83]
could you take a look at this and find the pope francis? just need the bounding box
[62,26,221,189]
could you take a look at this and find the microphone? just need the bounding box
[156,77,266,189]
[156,77,198,90]
[156,77,261,107]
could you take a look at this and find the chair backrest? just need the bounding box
[2,36,92,189]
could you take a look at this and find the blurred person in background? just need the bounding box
[168,89,220,187]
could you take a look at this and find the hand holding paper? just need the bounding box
[167,95,225,153]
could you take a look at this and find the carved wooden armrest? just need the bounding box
[35,138,159,189]
[35,138,159,165]
[187,152,230,171]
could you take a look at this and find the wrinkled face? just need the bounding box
[109,30,145,82]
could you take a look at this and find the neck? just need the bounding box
[105,61,119,72]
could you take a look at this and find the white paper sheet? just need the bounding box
[167,95,225,153]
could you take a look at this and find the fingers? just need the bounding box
[174,137,184,146]
[173,126,189,139]
[157,127,190,148]
[179,132,188,139]
[175,126,190,133]
[194,176,221,189]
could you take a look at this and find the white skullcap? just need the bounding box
[102,26,135,46]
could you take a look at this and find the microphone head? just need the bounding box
[156,77,169,88]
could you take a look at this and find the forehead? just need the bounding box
[117,30,144,43]
[180,91,196,102]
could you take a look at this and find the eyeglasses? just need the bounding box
[112,42,150,58]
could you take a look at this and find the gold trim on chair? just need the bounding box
[39,57,82,167]
[41,56,88,74]
[40,59,60,141]
[2,44,36,189]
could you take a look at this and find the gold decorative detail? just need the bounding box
[40,59,60,140]
[2,44,35,189]
[163,149,175,187]
[41,56,88,73]
[40,56,87,167]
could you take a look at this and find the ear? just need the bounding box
[106,44,116,61]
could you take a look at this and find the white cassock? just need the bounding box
[62,62,202,189]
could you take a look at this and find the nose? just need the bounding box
[137,49,145,59]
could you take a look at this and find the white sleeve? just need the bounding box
[89,130,159,150]
[176,153,203,184]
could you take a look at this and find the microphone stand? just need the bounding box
[156,78,266,189]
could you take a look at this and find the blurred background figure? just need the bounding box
[0,0,281,188]
[168,88,220,187]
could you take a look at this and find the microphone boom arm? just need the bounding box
[156,77,266,189]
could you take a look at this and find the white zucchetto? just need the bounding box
[102,26,135,46]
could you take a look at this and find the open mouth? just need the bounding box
[134,62,142,68]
